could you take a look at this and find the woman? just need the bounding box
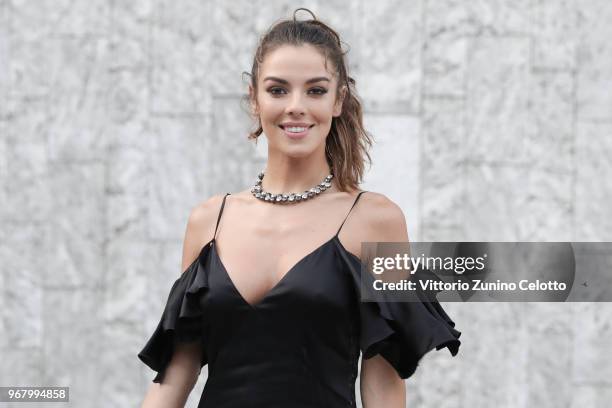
[138,8,461,408]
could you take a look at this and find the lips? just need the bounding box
[279,124,314,139]
[279,124,315,130]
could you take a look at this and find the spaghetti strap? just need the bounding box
[335,191,367,237]
[213,193,231,240]
[138,185,462,394]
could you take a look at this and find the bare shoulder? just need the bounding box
[356,191,409,242]
[337,190,409,260]
[188,193,229,229]
[181,193,229,272]
[187,194,230,234]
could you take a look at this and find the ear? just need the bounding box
[333,85,347,117]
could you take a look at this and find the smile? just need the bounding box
[278,124,315,139]
[285,126,308,132]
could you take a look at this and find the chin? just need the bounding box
[280,145,317,158]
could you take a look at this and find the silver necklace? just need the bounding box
[251,171,333,204]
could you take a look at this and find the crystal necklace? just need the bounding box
[251,171,333,204]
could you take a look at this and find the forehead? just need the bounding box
[259,44,336,82]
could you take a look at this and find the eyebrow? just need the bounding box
[263,76,330,84]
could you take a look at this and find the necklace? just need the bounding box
[251,171,333,204]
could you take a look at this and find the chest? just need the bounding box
[209,193,365,309]
[206,236,356,312]
[213,232,344,306]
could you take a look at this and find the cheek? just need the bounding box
[258,95,337,125]
[313,104,336,123]
[320,97,339,114]
[259,98,284,119]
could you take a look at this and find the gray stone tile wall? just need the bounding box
[0,1,610,407]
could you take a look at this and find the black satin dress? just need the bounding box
[138,191,461,407]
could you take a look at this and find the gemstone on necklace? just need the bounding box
[252,171,333,204]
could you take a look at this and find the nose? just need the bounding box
[286,92,306,116]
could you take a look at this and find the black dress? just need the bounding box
[138,191,461,407]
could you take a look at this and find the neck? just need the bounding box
[261,153,333,193]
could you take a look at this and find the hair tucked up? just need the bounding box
[242,8,373,193]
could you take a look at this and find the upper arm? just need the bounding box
[141,194,226,407]
[360,354,406,407]
[359,194,409,407]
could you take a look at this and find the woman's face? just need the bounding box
[250,44,344,157]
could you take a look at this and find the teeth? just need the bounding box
[285,126,308,133]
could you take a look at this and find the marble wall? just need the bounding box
[0,1,611,407]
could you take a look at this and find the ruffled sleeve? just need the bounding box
[137,244,212,383]
[338,245,461,380]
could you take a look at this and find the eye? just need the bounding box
[309,88,328,95]
[267,87,286,96]
[266,87,328,97]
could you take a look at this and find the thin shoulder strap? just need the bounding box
[213,193,231,240]
[335,191,367,237]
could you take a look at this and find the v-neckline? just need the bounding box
[211,236,340,309]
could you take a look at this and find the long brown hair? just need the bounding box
[242,8,373,192]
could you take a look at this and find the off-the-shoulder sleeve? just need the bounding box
[137,244,212,383]
[338,246,461,380]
